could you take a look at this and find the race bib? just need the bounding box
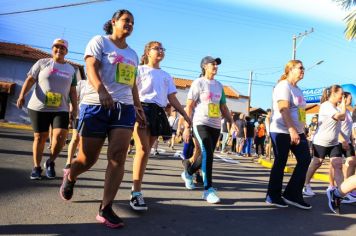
[208,103,220,118]
[45,92,62,107]
[115,63,136,87]
[298,108,306,123]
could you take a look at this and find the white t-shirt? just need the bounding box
[340,109,352,144]
[168,115,179,130]
[136,65,177,107]
[313,101,341,146]
[187,77,226,129]
[82,35,138,105]
[27,58,76,112]
[270,80,306,134]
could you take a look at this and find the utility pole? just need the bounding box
[292,28,314,60]
[247,71,253,116]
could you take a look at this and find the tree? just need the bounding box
[334,0,356,40]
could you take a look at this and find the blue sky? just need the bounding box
[0,0,355,109]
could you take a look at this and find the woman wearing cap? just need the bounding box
[17,38,78,180]
[182,56,236,204]
[130,41,191,211]
[266,60,312,210]
[59,9,146,228]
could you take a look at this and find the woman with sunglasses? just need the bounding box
[17,38,77,180]
[266,60,312,210]
[59,9,146,228]
[130,41,191,211]
[303,85,346,197]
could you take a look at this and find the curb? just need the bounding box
[257,158,329,183]
[0,122,32,131]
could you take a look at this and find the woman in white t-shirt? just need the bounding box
[266,60,312,210]
[130,41,191,211]
[303,85,346,198]
[59,10,146,229]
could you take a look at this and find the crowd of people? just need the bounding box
[15,9,356,229]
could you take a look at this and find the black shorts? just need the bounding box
[141,102,171,137]
[340,143,355,157]
[312,144,342,159]
[28,109,69,133]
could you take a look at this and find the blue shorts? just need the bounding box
[78,103,136,138]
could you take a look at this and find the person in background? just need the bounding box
[235,113,246,156]
[266,60,311,210]
[168,109,180,150]
[307,115,318,149]
[17,38,77,180]
[243,116,255,157]
[59,10,146,228]
[220,118,230,154]
[303,85,346,198]
[255,117,266,157]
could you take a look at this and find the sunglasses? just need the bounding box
[150,47,166,52]
[296,66,305,70]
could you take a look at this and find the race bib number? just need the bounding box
[45,92,62,107]
[298,108,306,123]
[115,63,136,87]
[208,103,220,118]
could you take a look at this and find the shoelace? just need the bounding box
[136,194,145,205]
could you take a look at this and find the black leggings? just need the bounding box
[188,125,220,190]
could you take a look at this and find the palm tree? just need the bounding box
[334,0,356,40]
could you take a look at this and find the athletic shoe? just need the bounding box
[30,167,42,180]
[59,169,76,201]
[326,185,336,191]
[349,191,356,198]
[194,172,203,185]
[203,187,221,204]
[341,193,356,204]
[96,203,124,228]
[326,188,342,214]
[44,159,56,179]
[181,171,196,190]
[282,196,312,210]
[265,195,288,208]
[130,192,148,211]
[302,184,315,197]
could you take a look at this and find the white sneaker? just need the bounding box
[303,184,315,197]
[341,193,356,204]
[181,171,196,190]
[203,187,221,204]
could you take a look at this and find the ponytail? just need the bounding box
[320,84,342,104]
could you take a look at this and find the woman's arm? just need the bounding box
[278,100,300,145]
[17,75,36,109]
[168,93,191,126]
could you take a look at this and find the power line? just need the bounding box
[0,0,110,16]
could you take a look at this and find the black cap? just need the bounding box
[200,56,221,68]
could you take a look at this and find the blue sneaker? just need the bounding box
[44,159,56,179]
[203,187,221,204]
[181,171,196,190]
[30,167,42,180]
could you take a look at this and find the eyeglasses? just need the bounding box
[296,66,305,70]
[150,47,166,52]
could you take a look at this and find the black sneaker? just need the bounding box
[282,196,312,210]
[59,169,76,201]
[327,188,342,214]
[96,203,124,228]
[194,171,203,185]
[30,167,42,180]
[130,192,148,211]
[265,195,288,208]
[44,159,56,179]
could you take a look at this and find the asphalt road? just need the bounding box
[0,127,355,236]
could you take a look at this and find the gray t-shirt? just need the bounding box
[270,80,306,134]
[313,101,341,147]
[82,35,138,105]
[236,119,246,138]
[27,58,76,112]
[187,77,226,129]
[340,109,352,144]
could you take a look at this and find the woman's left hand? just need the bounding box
[135,107,146,129]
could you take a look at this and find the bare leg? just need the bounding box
[49,128,68,162]
[305,157,323,185]
[66,129,80,166]
[339,175,356,196]
[345,156,356,178]
[33,132,49,167]
[330,157,344,187]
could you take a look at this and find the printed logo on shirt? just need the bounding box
[49,68,72,79]
[108,52,136,66]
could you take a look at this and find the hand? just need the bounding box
[289,128,300,145]
[342,141,349,150]
[98,88,114,109]
[16,96,25,109]
[183,128,191,143]
[135,107,146,129]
